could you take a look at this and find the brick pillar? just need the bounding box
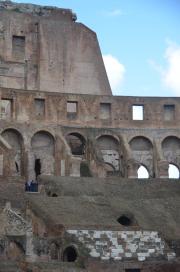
[157,160,169,178]
[127,159,139,178]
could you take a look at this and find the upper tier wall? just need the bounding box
[0,1,112,95]
[0,88,179,128]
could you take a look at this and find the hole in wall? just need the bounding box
[117,215,132,226]
[35,158,41,178]
[52,193,58,197]
[63,246,77,262]
[15,162,19,173]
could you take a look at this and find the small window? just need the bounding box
[164,105,175,121]
[34,99,45,117]
[12,36,25,60]
[100,103,111,119]
[132,105,144,120]
[67,101,77,119]
[0,99,12,119]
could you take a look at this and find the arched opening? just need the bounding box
[66,133,85,156]
[31,131,55,178]
[35,158,41,178]
[1,129,23,176]
[129,136,153,177]
[97,135,120,175]
[8,241,25,260]
[168,164,180,179]
[137,165,149,179]
[117,215,132,226]
[50,243,59,260]
[162,136,180,168]
[162,136,180,151]
[63,246,77,262]
[129,136,152,151]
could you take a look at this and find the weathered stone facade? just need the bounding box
[0,1,180,271]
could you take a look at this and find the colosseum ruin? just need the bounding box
[0,1,180,271]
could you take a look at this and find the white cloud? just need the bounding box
[106,9,123,17]
[163,42,180,96]
[103,54,125,94]
[149,41,180,96]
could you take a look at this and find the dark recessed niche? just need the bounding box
[47,191,58,197]
[63,246,77,262]
[117,215,132,226]
[52,193,58,197]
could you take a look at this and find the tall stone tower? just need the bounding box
[0,1,179,272]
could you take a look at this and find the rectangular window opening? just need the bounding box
[12,35,25,60]
[164,104,175,121]
[132,105,144,120]
[100,103,111,119]
[67,101,78,119]
[0,99,12,119]
[34,98,45,117]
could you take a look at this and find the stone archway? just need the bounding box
[1,129,24,176]
[162,136,180,168]
[66,132,86,156]
[31,131,55,179]
[96,135,120,176]
[129,136,153,178]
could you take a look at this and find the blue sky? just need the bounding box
[15,0,180,97]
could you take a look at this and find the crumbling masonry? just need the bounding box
[0,1,180,272]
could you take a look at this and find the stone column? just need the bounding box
[157,160,169,178]
[127,159,140,178]
[27,150,36,181]
[70,156,82,177]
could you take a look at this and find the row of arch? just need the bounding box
[0,240,78,263]
[0,129,55,178]
[50,244,77,262]
[137,164,179,179]
[66,133,180,179]
[0,128,179,179]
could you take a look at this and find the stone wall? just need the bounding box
[0,2,179,271]
[0,89,179,127]
[0,2,111,95]
[67,230,175,262]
